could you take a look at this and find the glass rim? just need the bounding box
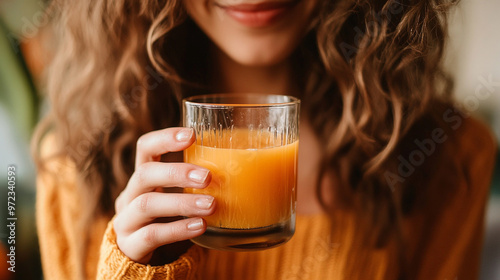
[183,93,300,108]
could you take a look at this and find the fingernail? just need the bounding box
[187,218,204,231]
[175,128,193,142]
[188,169,209,184]
[195,196,214,209]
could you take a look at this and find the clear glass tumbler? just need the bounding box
[183,94,300,251]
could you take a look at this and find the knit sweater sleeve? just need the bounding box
[97,220,204,280]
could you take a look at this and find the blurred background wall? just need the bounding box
[0,0,499,279]
[445,1,500,279]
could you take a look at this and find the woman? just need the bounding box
[34,0,497,279]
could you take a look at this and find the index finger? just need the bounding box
[135,127,195,168]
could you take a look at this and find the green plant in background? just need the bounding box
[0,19,39,141]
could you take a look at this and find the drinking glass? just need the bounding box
[183,94,300,251]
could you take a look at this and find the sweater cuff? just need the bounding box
[97,219,203,280]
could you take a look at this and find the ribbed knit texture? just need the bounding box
[198,213,396,280]
[97,225,202,280]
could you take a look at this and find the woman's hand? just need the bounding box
[113,127,215,264]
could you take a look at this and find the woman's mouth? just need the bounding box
[215,1,299,28]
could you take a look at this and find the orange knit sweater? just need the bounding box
[36,117,497,280]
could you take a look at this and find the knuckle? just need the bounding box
[114,191,128,213]
[165,164,182,181]
[177,197,192,215]
[113,217,123,233]
[135,163,148,175]
[141,226,158,246]
[115,235,128,254]
[133,194,152,213]
[114,195,123,213]
[165,223,184,241]
[134,163,150,185]
[136,134,149,151]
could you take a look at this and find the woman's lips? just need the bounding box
[215,1,298,28]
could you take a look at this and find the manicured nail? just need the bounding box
[187,218,204,231]
[175,128,193,142]
[188,169,209,184]
[195,196,214,209]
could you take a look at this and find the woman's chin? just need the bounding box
[222,48,291,67]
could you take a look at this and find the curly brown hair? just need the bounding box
[33,0,458,278]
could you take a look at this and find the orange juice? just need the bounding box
[184,129,298,229]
